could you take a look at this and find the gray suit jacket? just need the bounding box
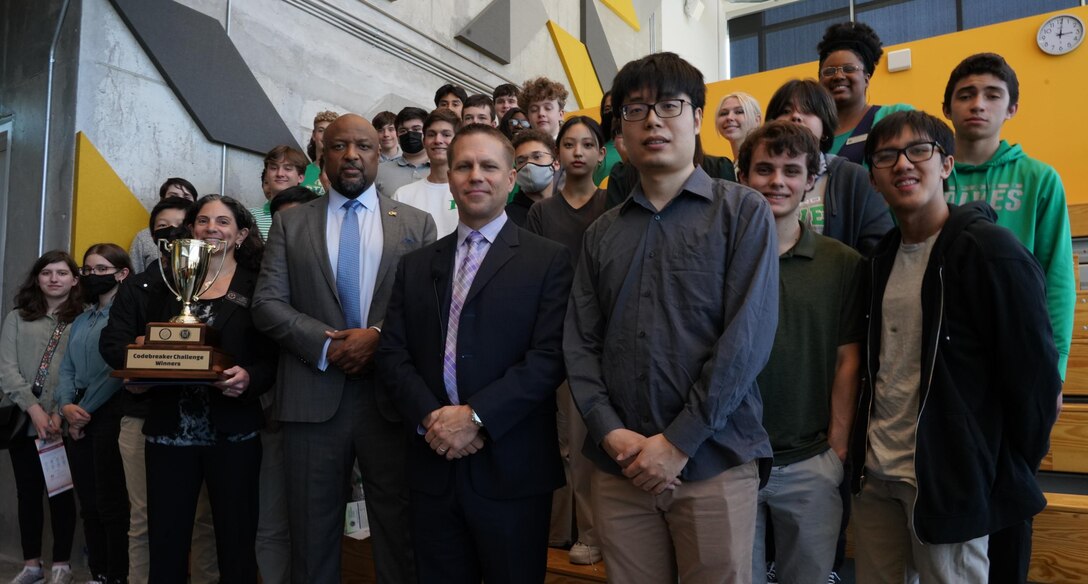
[252,194,437,424]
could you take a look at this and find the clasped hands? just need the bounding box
[326,327,380,376]
[423,405,485,461]
[602,428,689,495]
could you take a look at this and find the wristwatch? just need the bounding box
[470,408,485,428]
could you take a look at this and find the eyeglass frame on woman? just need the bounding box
[620,99,689,122]
[507,119,531,129]
[80,265,118,276]
[820,64,863,78]
[870,141,944,169]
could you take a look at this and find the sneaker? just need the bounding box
[568,542,602,565]
[828,571,842,584]
[766,561,778,583]
[9,566,44,584]
[48,567,73,584]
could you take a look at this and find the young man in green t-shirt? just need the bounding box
[738,121,863,584]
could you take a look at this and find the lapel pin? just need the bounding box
[388,210,397,217]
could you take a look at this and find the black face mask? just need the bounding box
[82,274,118,302]
[398,131,424,155]
[152,225,190,243]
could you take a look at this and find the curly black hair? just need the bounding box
[817,21,884,76]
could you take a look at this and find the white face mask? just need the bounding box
[515,163,555,193]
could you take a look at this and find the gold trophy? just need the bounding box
[112,239,233,381]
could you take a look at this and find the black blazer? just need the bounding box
[377,220,573,499]
[101,264,277,437]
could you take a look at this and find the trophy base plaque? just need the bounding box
[110,322,233,382]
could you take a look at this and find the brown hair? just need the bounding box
[511,129,557,156]
[14,250,83,323]
[519,77,568,111]
[265,145,309,174]
[736,120,821,179]
[424,108,462,133]
[448,124,515,169]
[82,243,133,274]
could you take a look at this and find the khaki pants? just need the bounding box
[853,476,988,583]
[549,381,597,547]
[592,460,759,584]
[117,415,219,584]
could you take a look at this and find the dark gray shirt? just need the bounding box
[564,167,778,481]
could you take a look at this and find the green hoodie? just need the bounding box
[945,140,1074,377]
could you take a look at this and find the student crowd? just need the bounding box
[0,20,1070,584]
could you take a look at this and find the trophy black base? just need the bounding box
[111,342,234,382]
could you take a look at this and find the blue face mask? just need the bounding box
[515,163,555,193]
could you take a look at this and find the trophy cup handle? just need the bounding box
[157,239,183,301]
[194,240,228,299]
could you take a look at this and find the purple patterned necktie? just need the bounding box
[443,231,486,404]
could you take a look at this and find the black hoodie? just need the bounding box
[851,201,1061,544]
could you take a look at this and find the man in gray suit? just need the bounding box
[253,113,437,584]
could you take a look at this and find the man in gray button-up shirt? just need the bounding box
[564,52,778,584]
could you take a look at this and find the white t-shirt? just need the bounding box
[393,179,459,237]
[867,231,939,485]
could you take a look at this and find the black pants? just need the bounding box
[146,437,261,584]
[8,433,76,562]
[67,398,129,579]
[988,519,1032,584]
[410,463,552,584]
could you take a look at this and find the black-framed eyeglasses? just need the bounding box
[507,119,531,130]
[80,265,118,276]
[620,99,688,122]
[820,64,863,78]
[870,141,944,169]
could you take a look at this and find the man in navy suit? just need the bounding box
[377,123,573,583]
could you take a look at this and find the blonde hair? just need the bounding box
[715,92,763,146]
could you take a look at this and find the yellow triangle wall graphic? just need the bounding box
[73,132,150,258]
[600,0,640,31]
[547,21,604,111]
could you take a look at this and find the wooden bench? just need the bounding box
[1040,402,1088,474]
[1029,493,1088,583]
[545,548,608,583]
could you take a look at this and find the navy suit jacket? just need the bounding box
[377,219,572,499]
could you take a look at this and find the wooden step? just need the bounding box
[546,547,608,583]
[1029,492,1088,583]
[1063,339,1088,397]
[1040,403,1088,474]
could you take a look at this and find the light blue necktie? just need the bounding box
[337,199,362,329]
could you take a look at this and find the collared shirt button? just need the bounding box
[649,251,656,258]
[638,330,646,338]
[654,215,661,221]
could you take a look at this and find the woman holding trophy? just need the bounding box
[122,194,276,584]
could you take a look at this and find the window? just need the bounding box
[728,0,1082,76]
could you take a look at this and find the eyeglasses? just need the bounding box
[620,99,688,122]
[870,141,944,169]
[80,265,118,276]
[820,64,863,78]
[507,119,531,130]
[515,151,555,168]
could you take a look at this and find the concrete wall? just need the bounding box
[660,0,725,82]
[0,0,83,560]
[0,0,82,308]
[75,0,657,219]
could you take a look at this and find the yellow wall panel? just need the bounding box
[548,20,604,111]
[73,132,150,259]
[600,0,640,32]
[573,7,1088,203]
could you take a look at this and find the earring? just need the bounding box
[237,241,242,250]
